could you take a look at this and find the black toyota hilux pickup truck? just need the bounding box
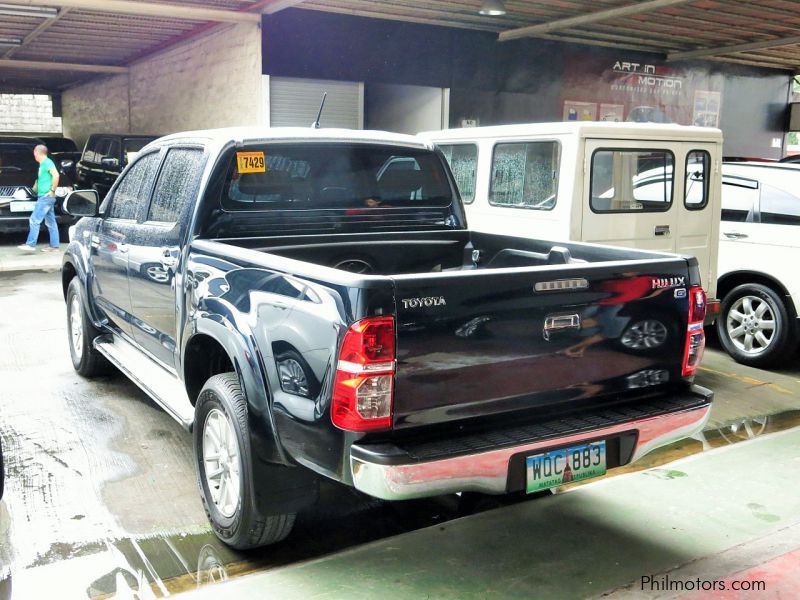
[61,127,712,549]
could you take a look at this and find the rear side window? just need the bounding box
[438,144,477,204]
[148,148,205,223]
[107,152,162,220]
[489,142,559,210]
[760,184,800,225]
[221,144,453,211]
[591,149,674,213]
[685,150,710,210]
[721,177,758,222]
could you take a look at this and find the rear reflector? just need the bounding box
[332,317,395,432]
[683,286,707,378]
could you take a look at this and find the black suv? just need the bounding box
[76,134,159,198]
[0,136,76,234]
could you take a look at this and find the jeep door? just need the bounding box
[91,150,163,337]
[127,146,206,368]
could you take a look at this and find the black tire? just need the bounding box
[66,277,111,377]
[716,283,796,368]
[194,373,296,549]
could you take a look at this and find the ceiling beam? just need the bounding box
[262,0,306,14]
[0,58,129,73]
[668,35,800,62]
[499,0,695,42]
[3,7,71,59]
[0,0,261,23]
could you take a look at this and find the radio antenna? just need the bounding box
[312,92,327,129]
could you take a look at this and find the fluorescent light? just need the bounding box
[0,37,22,47]
[0,3,58,18]
[479,0,506,16]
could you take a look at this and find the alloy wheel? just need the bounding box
[202,408,241,519]
[726,295,776,355]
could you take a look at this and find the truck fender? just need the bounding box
[62,240,106,329]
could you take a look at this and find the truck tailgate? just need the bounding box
[391,260,693,429]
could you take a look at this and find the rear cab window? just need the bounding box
[489,141,559,210]
[438,143,478,203]
[590,149,674,213]
[208,143,458,236]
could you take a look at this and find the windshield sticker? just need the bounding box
[236,151,266,174]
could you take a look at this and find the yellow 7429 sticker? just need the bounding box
[236,151,266,174]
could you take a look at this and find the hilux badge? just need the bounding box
[651,276,686,290]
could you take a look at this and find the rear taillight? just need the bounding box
[332,316,395,432]
[682,286,707,377]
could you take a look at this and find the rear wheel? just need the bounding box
[66,277,111,377]
[194,373,296,549]
[717,283,796,368]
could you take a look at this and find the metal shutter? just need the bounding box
[269,76,363,129]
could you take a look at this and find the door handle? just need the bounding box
[654,225,671,237]
[118,243,128,253]
[543,313,581,341]
[723,231,748,240]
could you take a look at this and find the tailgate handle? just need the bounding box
[654,225,671,236]
[543,313,581,340]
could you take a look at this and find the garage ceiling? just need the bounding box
[1,0,799,94]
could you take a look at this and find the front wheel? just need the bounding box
[716,283,796,368]
[194,373,296,549]
[66,277,111,377]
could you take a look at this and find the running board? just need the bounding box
[94,334,194,429]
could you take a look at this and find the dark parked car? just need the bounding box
[76,133,159,198]
[62,127,713,550]
[0,136,76,234]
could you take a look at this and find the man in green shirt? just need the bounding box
[18,144,61,252]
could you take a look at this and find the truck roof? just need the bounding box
[419,121,723,143]
[154,127,433,150]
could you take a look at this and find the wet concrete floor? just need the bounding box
[0,270,798,599]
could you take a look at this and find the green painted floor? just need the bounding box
[177,426,800,600]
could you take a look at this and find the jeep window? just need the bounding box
[221,144,453,211]
[685,150,710,210]
[759,184,800,226]
[0,143,36,172]
[107,152,162,220]
[83,136,102,164]
[148,148,205,223]
[438,144,477,204]
[42,138,78,153]
[591,149,674,213]
[720,177,758,222]
[124,137,155,165]
[489,142,559,210]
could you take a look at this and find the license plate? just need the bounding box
[9,201,36,213]
[526,441,606,493]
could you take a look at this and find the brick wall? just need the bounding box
[62,23,264,147]
[0,94,62,134]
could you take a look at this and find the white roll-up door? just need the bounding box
[268,76,364,129]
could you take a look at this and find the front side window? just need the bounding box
[107,152,161,220]
[438,144,478,204]
[760,185,800,226]
[148,148,205,223]
[591,149,674,213]
[221,144,453,211]
[685,150,710,210]
[720,178,758,222]
[489,142,559,210]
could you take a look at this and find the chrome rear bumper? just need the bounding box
[350,390,712,501]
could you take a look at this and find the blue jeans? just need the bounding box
[25,195,60,248]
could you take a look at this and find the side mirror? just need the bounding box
[63,189,99,217]
[100,157,119,169]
